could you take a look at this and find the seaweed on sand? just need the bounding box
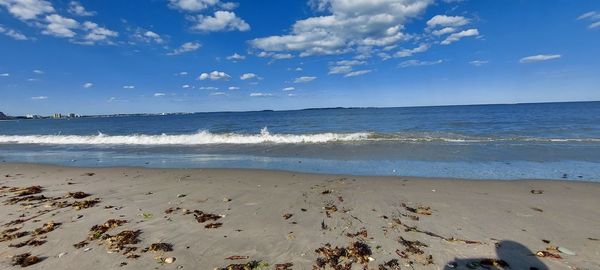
[142,243,173,253]
[11,253,41,267]
[72,198,101,210]
[313,241,373,269]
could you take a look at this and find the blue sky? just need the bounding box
[0,0,599,115]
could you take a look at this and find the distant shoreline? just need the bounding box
[2,100,598,120]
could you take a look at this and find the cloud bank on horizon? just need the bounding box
[0,0,599,115]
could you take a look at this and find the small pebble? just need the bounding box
[164,257,176,264]
[177,194,186,198]
[58,252,67,258]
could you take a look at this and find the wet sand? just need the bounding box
[0,163,599,269]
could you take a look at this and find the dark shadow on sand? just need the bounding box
[444,240,548,269]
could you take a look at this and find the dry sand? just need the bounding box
[0,163,599,269]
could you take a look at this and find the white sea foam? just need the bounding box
[0,128,371,145]
[0,127,598,145]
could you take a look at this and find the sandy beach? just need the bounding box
[0,163,598,269]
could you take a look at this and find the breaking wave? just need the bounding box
[0,127,598,145]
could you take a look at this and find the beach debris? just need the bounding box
[142,213,154,219]
[89,219,127,240]
[531,207,544,212]
[588,237,599,241]
[226,255,250,260]
[11,253,40,267]
[223,197,232,202]
[480,258,509,268]
[194,210,222,223]
[143,243,173,253]
[397,236,433,265]
[282,213,293,220]
[164,257,176,264]
[1,228,29,242]
[103,230,141,258]
[5,195,47,205]
[323,203,338,218]
[313,241,373,269]
[215,260,269,270]
[205,222,223,229]
[542,239,551,244]
[536,250,562,259]
[557,246,576,256]
[300,208,307,212]
[345,229,368,238]
[65,191,90,199]
[177,194,186,198]
[321,190,331,195]
[32,221,60,235]
[274,262,293,270]
[8,237,46,248]
[83,172,95,176]
[320,220,328,230]
[401,203,432,215]
[530,190,544,194]
[11,186,43,197]
[72,198,101,210]
[73,240,89,249]
[378,259,401,270]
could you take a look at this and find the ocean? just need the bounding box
[1,101,599,181]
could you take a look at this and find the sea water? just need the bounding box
[1,102,599,181]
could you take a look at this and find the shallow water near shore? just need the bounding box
[1,101,599,180]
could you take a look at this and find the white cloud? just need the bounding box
[228,86,239,90]
[0,25,28,40]
[336,60,364,66]
[431,27,456,36]
[177,71,188,76]
[32,69,44,74]
[250,92,273,97]
[226,53,245,61]
[42,14,79,37]
[168,0,220,12]
[294,76,316,83]
[257,51,294,60]
[143,31,163,43]
[0,0,54,20]
[82,82,93,88]
[123,85,135,89]
[191,11,250,32]
[519,54,561,64]
[0,73,9,77]
[68,1,95,16]
[328,65,352,74]
[577,11,600,29]
[31,96,48,100]
[168,42,201,55]
[198,70,231,80]
[82,21,118,43]
[210,91,226,96]
[240,73,258,80]
[199,86,218,90]
[399,59,442,68]
[394,43,429,58]
[427,15,469,28]
[344,69,372,77]
[441,28,479,45]
[469,60,488,66]
[181,84,192,89]
[154,92,166,97]
[282,87,295,91]
[250,0,432,57]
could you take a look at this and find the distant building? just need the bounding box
[53,113,62,119]
[26,114,42,119]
